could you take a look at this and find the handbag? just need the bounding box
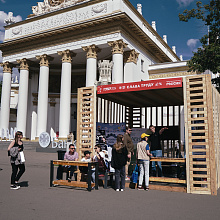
[20,151,25,163]
[131,164,139,184]
[98,153,108,172]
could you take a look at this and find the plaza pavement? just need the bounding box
[0,147,220,220]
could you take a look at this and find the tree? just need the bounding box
[179,0,220,74]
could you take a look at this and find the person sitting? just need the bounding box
[93,144,107,173]
[57,144,78,181]
[80,151,95,183]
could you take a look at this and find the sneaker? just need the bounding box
[125,176,130,181]
[10,185,20,190]
[120,189,124,192]
[145,186,149,191]
[137,186,144,190]
[116,189,120,192]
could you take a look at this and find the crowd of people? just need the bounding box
[8,125,168,190]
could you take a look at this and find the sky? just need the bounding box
[0,0,208,81]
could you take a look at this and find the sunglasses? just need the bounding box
[69,148,75,150]
[128,130,132,131]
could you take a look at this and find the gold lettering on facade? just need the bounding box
[82,44,101,59]
[108,39,127,55]
[149,71,197,79]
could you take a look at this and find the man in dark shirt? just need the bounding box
[148,125,168,177]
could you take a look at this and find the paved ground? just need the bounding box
[0,147,220,220]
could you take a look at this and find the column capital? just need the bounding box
[108,39,128,54]
[57,49,76,63]
[124,49,139,64]
[82,44,101,59]
[36,54,53,67]
[49,98,56,107]
[0,61,14,73]
[16,58,30,70]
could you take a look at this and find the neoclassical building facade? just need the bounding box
[0,0,186,140]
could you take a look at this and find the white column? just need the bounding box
[16,59,29,137]
[108,40,127,84]
[124,50,139,83]
[31,103,37,140]
[36,54,52,137]
[0,62,13,137]
[82,44,101,87]
[48,100,56,140]
[58,50,75,138]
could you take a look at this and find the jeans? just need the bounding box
[115,166,125,190]
[11,163,25,184]
[138,160,150,187]
[151,150,162,177]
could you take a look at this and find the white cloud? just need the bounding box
[176,0,195,7]
[187,38,199,48]
[1,0,6,3]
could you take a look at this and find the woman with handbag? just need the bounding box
[136,133,152,191]
[8,131,25,190]
[111,134,130,192]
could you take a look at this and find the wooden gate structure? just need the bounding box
[76,74,220,195]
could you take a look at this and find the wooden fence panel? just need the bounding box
[76,86,96,160]
[184,75,217,195]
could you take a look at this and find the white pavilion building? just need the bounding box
[0,0,190,140]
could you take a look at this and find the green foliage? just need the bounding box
[212,76,220,93]
[179,0,220,74]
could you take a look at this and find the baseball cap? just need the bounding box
[141,133,150,139]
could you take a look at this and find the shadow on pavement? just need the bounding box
[19,181,29,187]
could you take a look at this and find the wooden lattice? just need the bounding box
[212,86,220,189]
[184,75,217,195]
[76,86,96,160]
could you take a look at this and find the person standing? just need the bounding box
[123,126,134,180]
[136,133,152,190]
[8,131,25,190]
[148,125,168,177]
[111,134,129,191]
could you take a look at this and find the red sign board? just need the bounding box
[97,77,182,94]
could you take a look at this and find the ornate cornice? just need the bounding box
[124,49,139,64]
[149,71,198,79]
[108,39,127,54]
[82,44,101,58]
[1,13,179,63]
[36,54,54,67]
[57,49,76,63]
[0,61,14,73]
[16,58,30,70]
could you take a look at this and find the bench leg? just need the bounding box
[104,172,108,189]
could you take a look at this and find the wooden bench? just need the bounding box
[50,160,99,191]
